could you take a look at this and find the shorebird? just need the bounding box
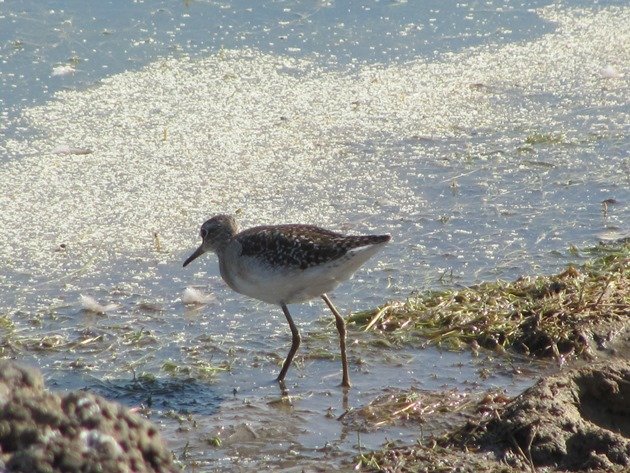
[183,214,390,387]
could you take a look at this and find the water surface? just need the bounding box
[0,1,628,470]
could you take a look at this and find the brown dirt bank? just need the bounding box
[0,360,179,473]
[365,360,630,472]
[458,359,630,471]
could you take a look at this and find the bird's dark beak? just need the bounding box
[183,245,205,267]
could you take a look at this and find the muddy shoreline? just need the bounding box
[359,359,630,472]
[357,242,629,472]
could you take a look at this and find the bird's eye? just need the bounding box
[200,229,207,239]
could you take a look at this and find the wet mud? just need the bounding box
[370,359,630,472]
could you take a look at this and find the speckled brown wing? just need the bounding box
[236,225,389,270]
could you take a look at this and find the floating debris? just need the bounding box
[79,294,118,314]
[600,64,623,78]
[524,132,566,145]
[51,65,76,77]
[598,229,630,242]
[51,145,93,155]
[341,388,474,431]
[182,287,216,305]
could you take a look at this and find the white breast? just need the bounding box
[218,241,388,305]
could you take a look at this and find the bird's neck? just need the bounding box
[212,233,234,256]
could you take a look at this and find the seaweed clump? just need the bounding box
[350,242,629,358]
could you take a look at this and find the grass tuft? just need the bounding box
[350,242,629,358]
[341,388,474,429]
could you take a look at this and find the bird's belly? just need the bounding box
[225,259,342,305]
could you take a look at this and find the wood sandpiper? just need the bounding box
[183,214,390,388]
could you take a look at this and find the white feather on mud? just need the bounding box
[51,65,76,77]
[80,294,118,314]
[182,287,216,305]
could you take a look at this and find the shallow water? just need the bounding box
[0,1,629,471]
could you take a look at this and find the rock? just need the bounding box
[0,360,179,473]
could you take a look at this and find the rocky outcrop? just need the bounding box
[0,360,179,473]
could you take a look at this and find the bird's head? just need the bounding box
[183,214,238,267]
